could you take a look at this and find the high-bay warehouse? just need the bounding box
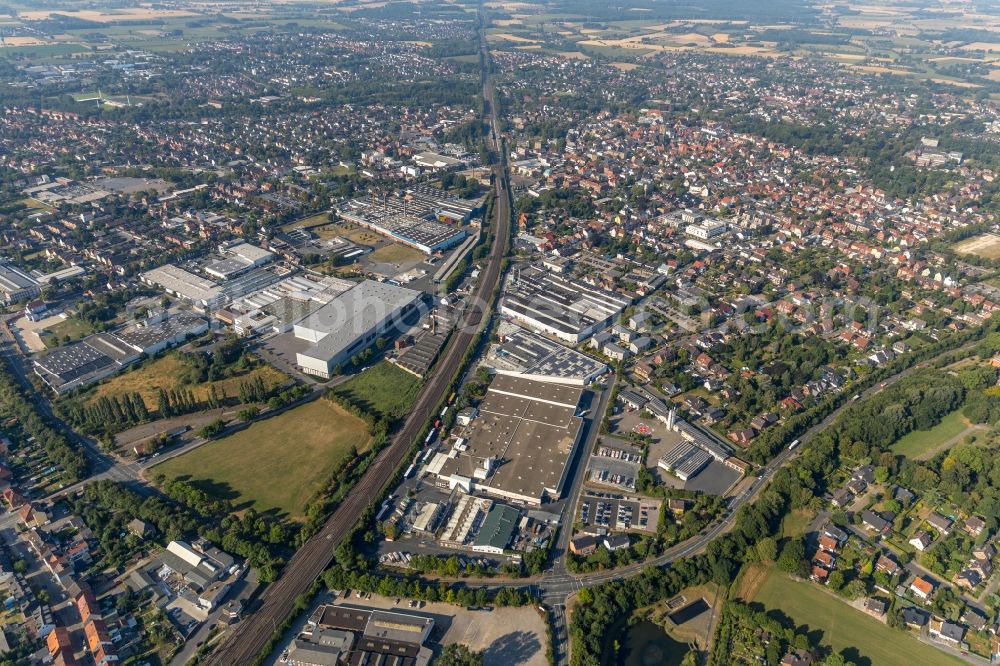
[292,280,425,378]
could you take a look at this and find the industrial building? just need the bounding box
[34,311,208,394]
[204,242,274,280]
[657,442,712,481]
[141,265,223,309]
[486,323,607,386]
[130,540,242,627]
[293,280,424,378]
[339,210,467,254]
[685,219,727,240]
[428,375,586,506]
[0,262,40,305]
[227,274,355,336]
[500,265,631,343]
[293,604,434,666]
[472,503,521,554]
[336,186,484,253]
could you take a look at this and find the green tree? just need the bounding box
[436,644,483,666]
[756,536,778,562]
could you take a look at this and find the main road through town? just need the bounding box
[204,19,511,666]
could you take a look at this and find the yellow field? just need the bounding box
[488,32,539,43]
[2,36,47,46]
[366,243,424,264]
[961,42,1000,52]
[89,354,289,411]
[955,234,1000,259]
[20,8,196,21]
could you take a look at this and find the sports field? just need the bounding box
[153,397,371,519]
[750,568,963,666]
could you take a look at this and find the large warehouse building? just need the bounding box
[428,375,586,505]
[0,262,40,305]
[34,311,208,394]
[501,265,631,343]
[294,280,424,378]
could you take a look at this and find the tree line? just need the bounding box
[0,361,89,482]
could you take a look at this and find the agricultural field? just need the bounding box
[152,397,371,520]
[330,361,421,421]
[82,354,289,412]
[747,566,964,666]
[890,409,981,459]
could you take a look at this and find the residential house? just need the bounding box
[910,576,936,601]
[781,649,814,666]
[964,516,986,538]
[927,512,952,536]
[861,511,890,534]
[929,618,965,645]
[863,597,888,618]
[875,554,901,577]
[909,531,932,552]
[569,535,598,556]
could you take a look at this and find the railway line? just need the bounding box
[204,18,511,666]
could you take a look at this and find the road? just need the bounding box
[204,17,513,666]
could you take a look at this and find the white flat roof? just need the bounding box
[296,280,422,364]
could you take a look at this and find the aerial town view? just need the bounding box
[0,0,999,664]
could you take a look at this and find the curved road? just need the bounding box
[204,17,511,666]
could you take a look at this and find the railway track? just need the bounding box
[205,21,511,666]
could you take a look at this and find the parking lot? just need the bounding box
[578,490,660,533]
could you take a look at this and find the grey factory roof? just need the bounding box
[35,341,115,384]
[502,265,630,338]
[142,265,222,304]
[204,256,253,279]
[658,441,712,479]
[438,375,585,504]
[364,610,434,644]
[487,325,607,385]
[114,313,206,352]
[343,211,466,252]
[0,263,39,293]
[296,280,422,363]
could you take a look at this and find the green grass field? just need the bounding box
[331,361,421,421]
[42,317,97,347]
[752,569,964,666]
[153,397,371,520]
[891,409,970,458]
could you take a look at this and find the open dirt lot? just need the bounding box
[2,36,48,46]
[332,593,547,666]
